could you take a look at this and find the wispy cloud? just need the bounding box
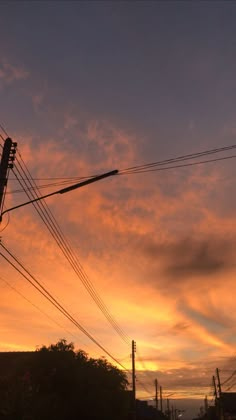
[0,59,29,85]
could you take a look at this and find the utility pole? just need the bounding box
[213,374,219,419]
[204,395,208,416]
[216,368,224,420]
[0,138,17,213]
[213,375,217,399]
[132,340,136,420]
[155,379,158,411]
[166,393,175,420]
[167,398,170,420]
[171,405,174,420]
[160,385,163,413]
[216,368,222,396]
[175,408,178,420]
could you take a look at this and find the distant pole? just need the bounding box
[213,375,217,398]
[132,340,136,420]
[0,138,16,213]
[204,395,208,415]
[155,379,158,411]
[216,368,224,420]
[160,385,163,412]
[167,398,170,420]
[172,405,174,420]
[216,368,222,396]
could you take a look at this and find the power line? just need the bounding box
[119,153,236,176]
[0,274,83,345]
[4,145,236,190]
[0,123,8,138]
[0,241,130,373]
[136,349,156,384]
[225,381,236,392]
[222,370,236,387]
[0,274,132,380]
[4,144,236,198]
[5,178,90,195]
[136,377,153,395]
[0,206,10,232]
[2,142,236,188]
[3,126,236,358]
[0,133,5,142]
[10,151,131,346]
[1,128,132,371]
[118,144,236,174]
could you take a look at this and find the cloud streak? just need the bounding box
[141,235,236,280]
[0,59,29,86]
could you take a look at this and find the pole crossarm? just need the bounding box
[0,169,118,222]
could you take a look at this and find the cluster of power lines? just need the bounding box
[3,143,236,197]
[1,124,236,399]
[205,366,236,407]
[220,369,236,392]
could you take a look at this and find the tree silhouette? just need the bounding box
[0,339,129,419]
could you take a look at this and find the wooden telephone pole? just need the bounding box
[160,385,163,412]
[216,368,224,420]
[132,340,136,420]
[0,137,17,217]
[167,398,171,420]
[155,379,158,411]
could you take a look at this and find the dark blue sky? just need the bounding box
[1,1,236,159]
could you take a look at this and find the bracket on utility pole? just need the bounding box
[0,168,118,223]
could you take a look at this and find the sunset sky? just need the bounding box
[1,1,236,417]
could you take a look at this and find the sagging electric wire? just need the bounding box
[119,153,236,176]
[221,369,236,387]
[0,123,8,138]
[0,206,10,232]
[12,165,130,346]
[12,151,131,346]
[0,241,130,374]
[118,144,236,175]
[6,144,236,189]
[4,142,236,188]
[225,381,236,392]
[6,178,89,195]
[136,351,158,392]
[3,143,236,200]
[136,377,153,395]
[0,274,80,343]
[5,144,236,199]
[3,125,236,351]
